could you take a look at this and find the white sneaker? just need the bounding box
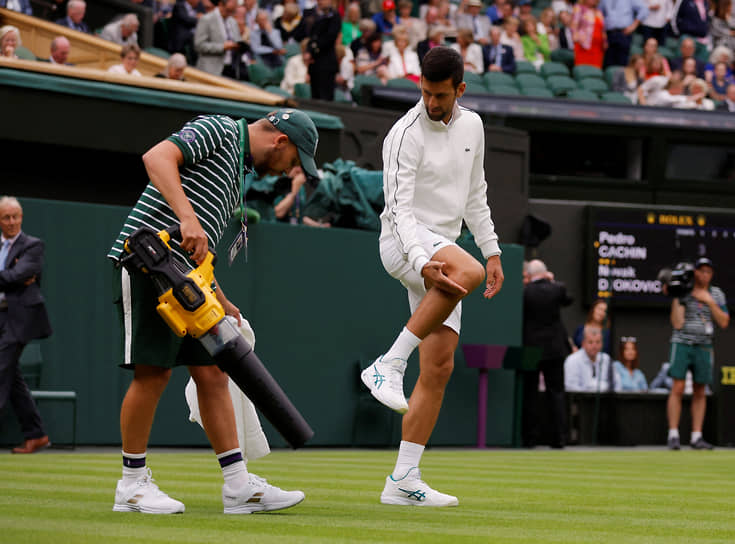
[380,467,458,507]
[223,473,305,514]
[361,356,409,414]
[113,468,185,514]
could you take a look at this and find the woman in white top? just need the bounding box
[501,17,525,60]
[0,25,21,58]
[386,25,421,81]
[108,43,143,76]
[280,38,311,95]
[450,27,483,73]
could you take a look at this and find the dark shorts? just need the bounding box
[668,342,713,385]
[112,264,213,369]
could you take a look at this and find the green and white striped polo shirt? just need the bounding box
[108,115,246,268]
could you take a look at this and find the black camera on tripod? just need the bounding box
[657,262,695,298]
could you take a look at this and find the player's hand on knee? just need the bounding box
[422,261,468,296]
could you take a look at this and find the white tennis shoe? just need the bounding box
[380,467,458,507]
[361,356,409,414]
[223,473,305,514]
[113,468,185,514]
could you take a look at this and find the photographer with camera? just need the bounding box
[666,257,729,450]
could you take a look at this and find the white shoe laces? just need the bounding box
[136,468,168,497]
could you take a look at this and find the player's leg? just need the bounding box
[380,326,459,507]
[120,364,171,453]
[189,363,305,514]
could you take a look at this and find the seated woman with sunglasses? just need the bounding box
[613,336,648,392]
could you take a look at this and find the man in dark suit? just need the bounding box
[0,197,52,454]
[482,26,516,74]
[669,37,706,78]
[717,83,735,112]
[301,0,341,101]
[168,0,200,59]
[522,259,573,448]
[54,0,90,34]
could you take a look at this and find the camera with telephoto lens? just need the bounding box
[657,262,695,298]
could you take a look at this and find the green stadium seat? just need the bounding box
[579,77,609,93]
[484,71,516,89]
[665,36,680,51]
[658,46,676,60]
[264,85,291,98]
[605,65,624,87]
[248,62,273,87]
[144,47,171,59]
[629,44,643,57]
[487,85,520,96]
[14,46,36,60]
[285,42,301,58]
[631,33,644,48]
[566,89,600,101]
[550,48,575,68]
[521,86,553,98]
[270,65,285,85]
[546,74,578,96]
[293,82,312,99]
[573,64,603,81]
[386,77,420,89]
[540,61,569,78]
[463,71,484,86]
[516,73,547,90]
[600,91,632,104]
[351,74,384,103]
[514,60,537,74]
[464,81,491,94]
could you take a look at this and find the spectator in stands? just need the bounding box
[456,0,492,46]
[641,37,671,77]
[251,10,286,68]
[350,18,377,58]
[552,0,574,15]
[564,326,620,392]
[275,1,304,45]
[573,299,611,354]
[711,0,735,52]
[335,43,355,97]
[47,36,71,64]
[483,25,516,73]
[168,0,201,59]
[613,53,644,101]
[680,56,699,88]
[341,2,361,45]
[539,8,559,51]
[0,0,32,16]
[494,0,514,26]
[233,4,252,50]
[417,24,446,63]
[156,52,188,79]
[669,37,706,77]
[571,0,607,68]
[281,38,310,94]
[44,0,69,24]
[373,0,399,34]
[639,0,671,45]
[108,43,143,76]
[516,0,534,25]
[452,27,484,74]
[671,0,709,44]
[520,16,551,68]
[599,0,648,67]
[708,61,734,100]
[557,10,574,50]
[0,25,20,58]
[666,257,728,450]
[101,14,140,46]
[386,25,421,81]
[642,52,668,79]
[716,82,735,110]
[684,77,715,109]
[55,0,89,34]
[303,0,342,100]
[613,336,648,391]
[705,45,734,83]
[195,0,244,79]
[486,0,506,24]
[501,16,524,60]
[355,31,389,81]
[638,73,688,105]
[436,0,457,38]
[411,6,438,50]
[522,259,573,449]
[397,0,421,48]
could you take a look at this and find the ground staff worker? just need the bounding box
[107,109,319,514]
[361,46,504,507]
[667,257,729,450]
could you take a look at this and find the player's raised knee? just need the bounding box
[455,261,486,293]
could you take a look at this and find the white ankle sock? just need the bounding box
[383,327,421,362]
[691,431,702,443]
[668,429,679,440]
[121,450,147,484]
[392,441,425,479]
[217,448,249,488]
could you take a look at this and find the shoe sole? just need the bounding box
[112,503,185,514]
[380,494,459,507]
[224,494,305,514]
[360,367,409,414]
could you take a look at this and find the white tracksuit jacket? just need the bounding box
[380,98,501,275]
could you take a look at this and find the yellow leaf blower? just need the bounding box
[121,226,314,448]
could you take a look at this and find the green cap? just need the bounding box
[266,109,320,180]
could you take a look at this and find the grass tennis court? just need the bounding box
[1,448,734,543]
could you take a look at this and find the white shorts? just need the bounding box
[379,224,462,334]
